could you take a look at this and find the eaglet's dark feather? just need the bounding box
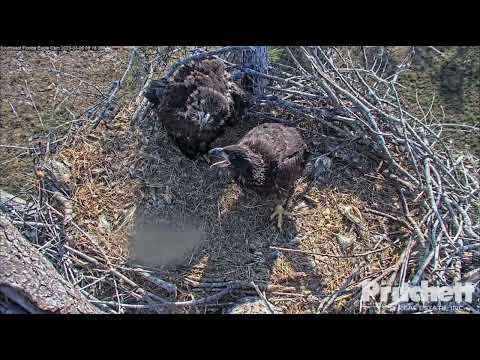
[144,58,246,158]
[209,123,308,195]
[208,123,308,229]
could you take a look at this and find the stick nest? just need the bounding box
[3,46,478,314]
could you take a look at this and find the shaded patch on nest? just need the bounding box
[131,110,406,313]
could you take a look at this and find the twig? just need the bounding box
[0,144,34,150]
[250,281,275,314]
[128,268,177,296]
[365,208,414,231]
[92,47,138,128]
[270,245,390,258]
[163,46,253,81]
[319,263,364,312]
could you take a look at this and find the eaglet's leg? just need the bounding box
[270,204,290,230]
[269,188,295,230]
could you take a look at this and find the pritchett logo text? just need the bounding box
[361,280,476,305]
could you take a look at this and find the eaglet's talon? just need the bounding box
[270,205,290,230]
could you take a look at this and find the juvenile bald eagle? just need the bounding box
[208,123,308,229]
[144,58,246,158]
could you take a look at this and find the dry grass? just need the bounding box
[0,47,132,193]
[57,99,144,264]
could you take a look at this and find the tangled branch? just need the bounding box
[247,47,479,306]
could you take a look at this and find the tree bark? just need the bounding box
[227,46,269,95]
[0,214,103,314]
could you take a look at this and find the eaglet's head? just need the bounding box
[208,144,261,175]
[208,145,266,188]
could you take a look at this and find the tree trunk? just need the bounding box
[0,214,103,314]
[228,46,269,95]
